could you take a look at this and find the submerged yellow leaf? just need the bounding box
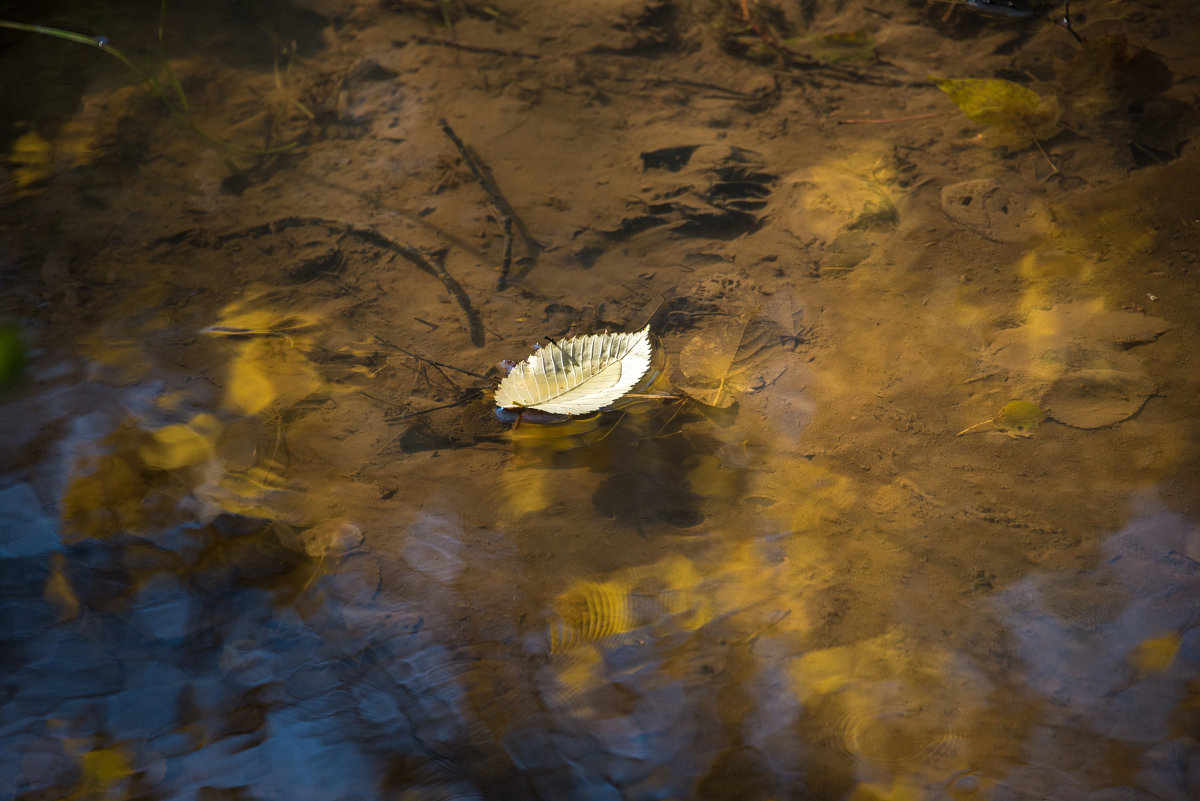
[994,400,1046,437]
[1129,632,1180,673]
[957,399,1045,438]
[494,326,653,415]
[934,77,1061,151]
[677,312,780,408]
[78,747,133,792]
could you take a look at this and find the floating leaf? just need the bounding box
[933,77,1060,151]
[494,325,653,415]
[677,313,781,408]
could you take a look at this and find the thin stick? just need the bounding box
[384,391,484,423]
[427,361,461,391]
[438,118,533,289]
[500,216,513,290]
[739,0,779,51]
[373,335,489,379]
[1060,0,1084,44]
[1033,137,1059,174]
[593,410,628,442]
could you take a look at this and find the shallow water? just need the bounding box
[3,1,1200,800]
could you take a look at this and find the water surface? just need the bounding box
[3,1,1199,799]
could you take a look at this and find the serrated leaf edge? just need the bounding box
[494,325,653,415]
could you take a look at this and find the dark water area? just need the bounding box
[3,1,1200,800]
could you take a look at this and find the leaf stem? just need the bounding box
[956,419,993,437]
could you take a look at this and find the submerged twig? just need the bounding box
[373,335,489,380]
[383,390,484,423]
[1060,0,1084,44]
[438,117,539,289]
[1033,138,1059,175]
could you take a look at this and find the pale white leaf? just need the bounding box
[494,325,653,415]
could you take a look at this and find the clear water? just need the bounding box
[3,2,1199,800]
